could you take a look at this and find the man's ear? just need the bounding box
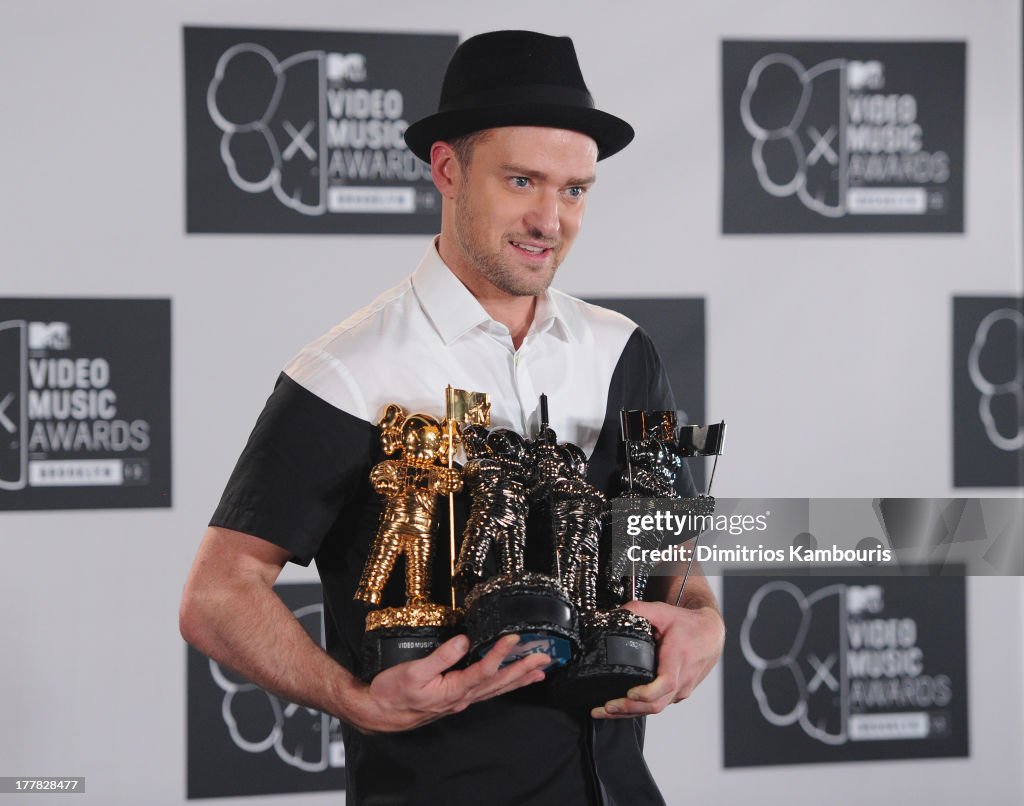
[430,141,459,197]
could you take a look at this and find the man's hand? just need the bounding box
[591,600,724,719]
[348,633,549,733]
[180,528,549,737]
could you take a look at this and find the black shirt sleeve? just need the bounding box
[210,373,378,565]
[588,327,698,498]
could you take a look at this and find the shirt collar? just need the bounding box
[533,287,581,343]
[411,238,583,346]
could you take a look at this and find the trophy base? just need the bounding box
[361,603,456,681]
[556,609,656,707]
[463,573,579,669]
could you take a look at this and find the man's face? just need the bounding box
[448,126,598,297]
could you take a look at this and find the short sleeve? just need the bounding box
[209,373,378,564]
[632,328,698,499]
[587,326,698,499]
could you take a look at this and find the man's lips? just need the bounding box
[509,240,556,258]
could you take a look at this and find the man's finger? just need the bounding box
[455,634,523,683]
[625,673,676,703]
[477,634,528,673]
[440,634,522,692]
[449,636,548,696]
[404,634,471,682]
[592,691,673,719]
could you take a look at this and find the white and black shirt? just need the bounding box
[212,241,694,806]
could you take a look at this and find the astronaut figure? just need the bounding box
[530,440,605,613]
[454,426,531,598]
[624,437,683,499]
[604,434,683,605]
[354,405,462,607]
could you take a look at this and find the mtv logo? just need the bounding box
[326,52,366,82]
[847,585,884,615]
[28,321,70,350]
[847,60,884,91]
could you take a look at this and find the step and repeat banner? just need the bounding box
[722,574,968,767]
[714,32,1004,776]
[9,15,1022,802]
[183,27,457,234]
[721,38,1021,493]
[952,296,1024,487]
[176,22,1022,797]
[722,41,965,233]
[0,299,171,510]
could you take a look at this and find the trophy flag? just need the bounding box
[677,421,727,494]
[446,387,491,427]
[674,420,727,606]
[444,386,492,608]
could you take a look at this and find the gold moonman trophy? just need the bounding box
[354,402,464,680]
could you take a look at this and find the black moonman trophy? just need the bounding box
[462,395,580,668]
[354,403,463,680]
[604,410,685,605]
[603,415,727,607]
[559,410,682,706]
[454,425,530,599]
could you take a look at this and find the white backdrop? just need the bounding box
[1,1,1022,804]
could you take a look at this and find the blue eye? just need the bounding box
[566,186,584,198]
[512,177,529,188]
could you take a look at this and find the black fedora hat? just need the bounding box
[404,30,634,163]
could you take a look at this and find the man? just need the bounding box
[180,30,724,805]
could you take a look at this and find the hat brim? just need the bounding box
[404,103,635,163]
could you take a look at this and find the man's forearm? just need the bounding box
[179,562,363,725]
[180,528,551,735]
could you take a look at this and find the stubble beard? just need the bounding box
[452,194,562,298]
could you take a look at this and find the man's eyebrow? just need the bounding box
[498,163,597,186]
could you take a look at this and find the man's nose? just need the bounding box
[524,190,560,237]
